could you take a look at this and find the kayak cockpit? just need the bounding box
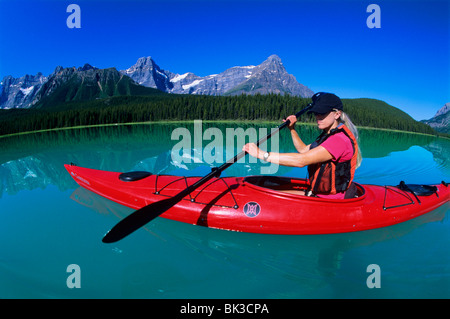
[243,175,365,199]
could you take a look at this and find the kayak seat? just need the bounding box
[119,171,153,182]
[344,183,358,199]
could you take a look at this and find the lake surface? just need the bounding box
[0,122,449,299]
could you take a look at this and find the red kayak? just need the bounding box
[65,164,449,235]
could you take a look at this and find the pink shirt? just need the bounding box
[314,131,354,199]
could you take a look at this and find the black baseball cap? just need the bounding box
[308,92,343,114]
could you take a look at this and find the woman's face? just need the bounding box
[315,110,341,131]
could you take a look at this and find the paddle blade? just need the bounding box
[102,195,180,243]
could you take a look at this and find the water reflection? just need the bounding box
[357,129,435,158]
[0,123,449,298]
[71,185,448,298]
[0,123,448,198]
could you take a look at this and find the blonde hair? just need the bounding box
[339,112,362,168]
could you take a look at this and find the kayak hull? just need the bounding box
[65,164,449,235]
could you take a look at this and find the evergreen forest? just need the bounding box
[0,93,437,136]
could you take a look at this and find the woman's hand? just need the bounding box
[242,143,262,159]
[283,115,297,130]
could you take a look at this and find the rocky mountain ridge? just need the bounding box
[421,103,450,134]
[5,64,164,109]
[0,54,313,110]
[121,54,314,97]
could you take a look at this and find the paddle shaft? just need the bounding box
[219,104,312,170]
[163,104,312,200]
[102,104,312,243]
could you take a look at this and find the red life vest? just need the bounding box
[307,124,358,195]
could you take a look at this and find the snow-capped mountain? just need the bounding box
[0,73,48,109]
[121,54,314,97]
[121,56,175,92]
[0,54,313,109]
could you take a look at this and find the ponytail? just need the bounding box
[339,112,362,168]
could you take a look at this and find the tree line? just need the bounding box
[0,93,436,136]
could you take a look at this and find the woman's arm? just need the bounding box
[290,129,310,153]
[242,143,333,168]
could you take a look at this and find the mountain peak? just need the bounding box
[77,63,97,72]
[256,54,286,71]
[228,54,313,97]
[265,54,282,63]
[421,102,450,134]
[435,102,450,117]
[135,56,155,67]
[121,56,172,90]
[122,57,156,76]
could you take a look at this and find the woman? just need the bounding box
[242,92,362,199]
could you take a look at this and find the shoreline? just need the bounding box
[0,120,445,140]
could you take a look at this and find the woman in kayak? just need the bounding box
[243,92,362,199]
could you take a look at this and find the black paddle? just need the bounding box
[102,103,313,243]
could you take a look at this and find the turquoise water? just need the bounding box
[0,123,449,298]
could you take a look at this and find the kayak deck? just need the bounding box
[65,164,449,235]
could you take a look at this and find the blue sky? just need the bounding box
[0,0,448,120]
